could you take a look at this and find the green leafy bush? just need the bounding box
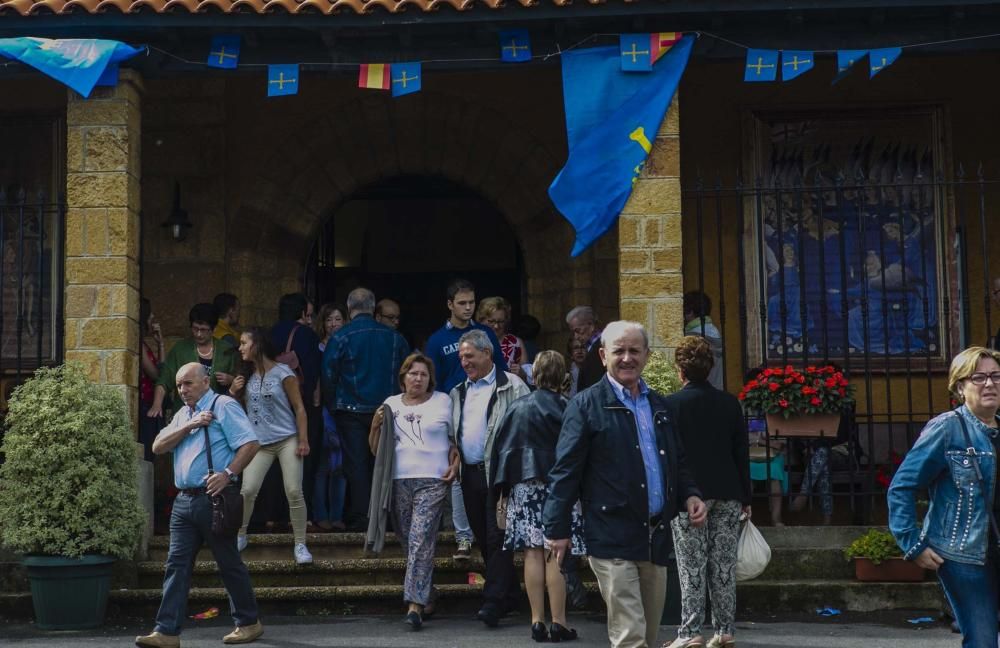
[643,351,683,395]
[843,529,902,565]
[0,364,144,558]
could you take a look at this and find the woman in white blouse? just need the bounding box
[371,352,458,630]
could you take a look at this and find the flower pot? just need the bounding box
[765,412,840,438]
[853,557,926,582]
[23,554,115,630]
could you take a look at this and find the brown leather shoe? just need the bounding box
[223,621,264,644]
[135,631,180,648]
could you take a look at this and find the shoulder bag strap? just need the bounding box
[285,325,299,353]
[954,408,1000,547]
[201,395,223,475]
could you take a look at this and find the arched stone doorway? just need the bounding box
[304,175,526,349]
[223,91,617,349]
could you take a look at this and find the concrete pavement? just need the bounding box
[0,613,955,647]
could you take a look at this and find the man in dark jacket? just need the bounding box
[565,305,604,391]
[544,320,707,648]
[323,287,409,530]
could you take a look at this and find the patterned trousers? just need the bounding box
[392,478,448,606]
[800,445,833,516]
[670,499,742,639]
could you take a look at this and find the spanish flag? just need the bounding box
[358,63,390,90]
[651,32,682,64]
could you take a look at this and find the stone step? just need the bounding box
[0,578,944,622]
[147,532,457,562]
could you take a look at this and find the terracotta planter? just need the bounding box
[765,412,840,438]
[853,557,926,582]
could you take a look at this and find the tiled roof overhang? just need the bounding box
[0,0,626,16]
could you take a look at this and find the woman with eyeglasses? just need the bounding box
[888,346,1000,648]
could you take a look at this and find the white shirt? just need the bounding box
[384,392,453,480]
[460,365,497,464]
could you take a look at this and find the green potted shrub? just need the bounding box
[642,350,683,395]
[0,364,144,629]
[843,529,925,582]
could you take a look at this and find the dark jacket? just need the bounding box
[663,381,751,505]
[271,321,322,397]
[489,388,567,496]
[542,376,702,566]
[576,341,605,392]
[322,314,410,414]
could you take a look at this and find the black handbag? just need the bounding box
[202,396,244,538]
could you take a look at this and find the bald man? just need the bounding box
[137,363,263,648]
[375,298,401,329]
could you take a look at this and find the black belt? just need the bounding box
[180,487,207,497]
[463,463,486,472]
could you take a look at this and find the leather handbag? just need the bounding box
[202,396,244,538]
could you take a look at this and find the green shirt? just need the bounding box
[156,337,238,404]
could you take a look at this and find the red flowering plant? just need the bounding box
[738,365,856,418]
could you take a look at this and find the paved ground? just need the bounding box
[0,612,955,647]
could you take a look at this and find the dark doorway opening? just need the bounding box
[305,176,525,350]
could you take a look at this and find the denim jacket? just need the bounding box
[322,314,410,414]
[888,406,998,566]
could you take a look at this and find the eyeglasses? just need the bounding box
[485,318,507,327]
[968,372,1000,386]
[191,325,212,335]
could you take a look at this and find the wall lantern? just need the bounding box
[161,183,192,241]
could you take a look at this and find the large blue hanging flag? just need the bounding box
[744,49,778,82]
[207,35,240,70]
[869,47,901,78]
[549,35,694,257]
[781,51,814,81]
[0,38,144,98]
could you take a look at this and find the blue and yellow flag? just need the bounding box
[619,34,653,72]
[391,62,421,97]
[549,35,694,257]
[207,35,240,70]
[499,30,531,63]
[744,49,778,82]
[0,38,144,98]
[781,51,814,81]
[869,47,901,78]
[267,64,298,97]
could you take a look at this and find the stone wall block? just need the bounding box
[643,136,680,178]
[643,217,662,248]
[66,257,129,285]
[84,208,109,255]
[620,300,650,324]
[67,173,129,209]
[659,96,680,136]
[620,249,651,273]
[618,215,641,248]
[662,214,683,247]
[84,127,130,172]
[65,209,86,256]
[81,317,130,349]
[64,350,103,382]
[67,127,85,173]
[623,178,682,216]
[66,99,129,127]
[652,247,683,272]
[653,298,685,347]
[105,349,138,386]
[620,273,683,299]
[65,285,97,318]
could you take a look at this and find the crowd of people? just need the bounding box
[137,280,874,648]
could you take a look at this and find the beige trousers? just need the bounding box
[239,434,307,543]
[589,556,667,648]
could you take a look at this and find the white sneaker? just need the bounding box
[237,534,248,552]
[294,543,313,565]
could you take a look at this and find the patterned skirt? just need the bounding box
[503,478,587,555]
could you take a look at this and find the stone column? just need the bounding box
[64,71,143,429]
[618,96,683,355]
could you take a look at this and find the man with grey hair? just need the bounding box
[544,321,706,648]
[566,305,604,391]
[137,363,262,648]
[322,287,409,531]
[449,328,529,628]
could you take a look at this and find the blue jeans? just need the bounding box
[451,479,474,543]
[154,492,259,636]
[938,557,998,648]
[335,411,375,527]
[313,470,346,525]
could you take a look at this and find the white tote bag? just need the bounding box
[734,518,771,581]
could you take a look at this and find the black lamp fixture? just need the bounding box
[162,182,192,241]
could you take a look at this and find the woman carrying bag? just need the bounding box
[367,353,459,630]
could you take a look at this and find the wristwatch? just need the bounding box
[224,467,238,482]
